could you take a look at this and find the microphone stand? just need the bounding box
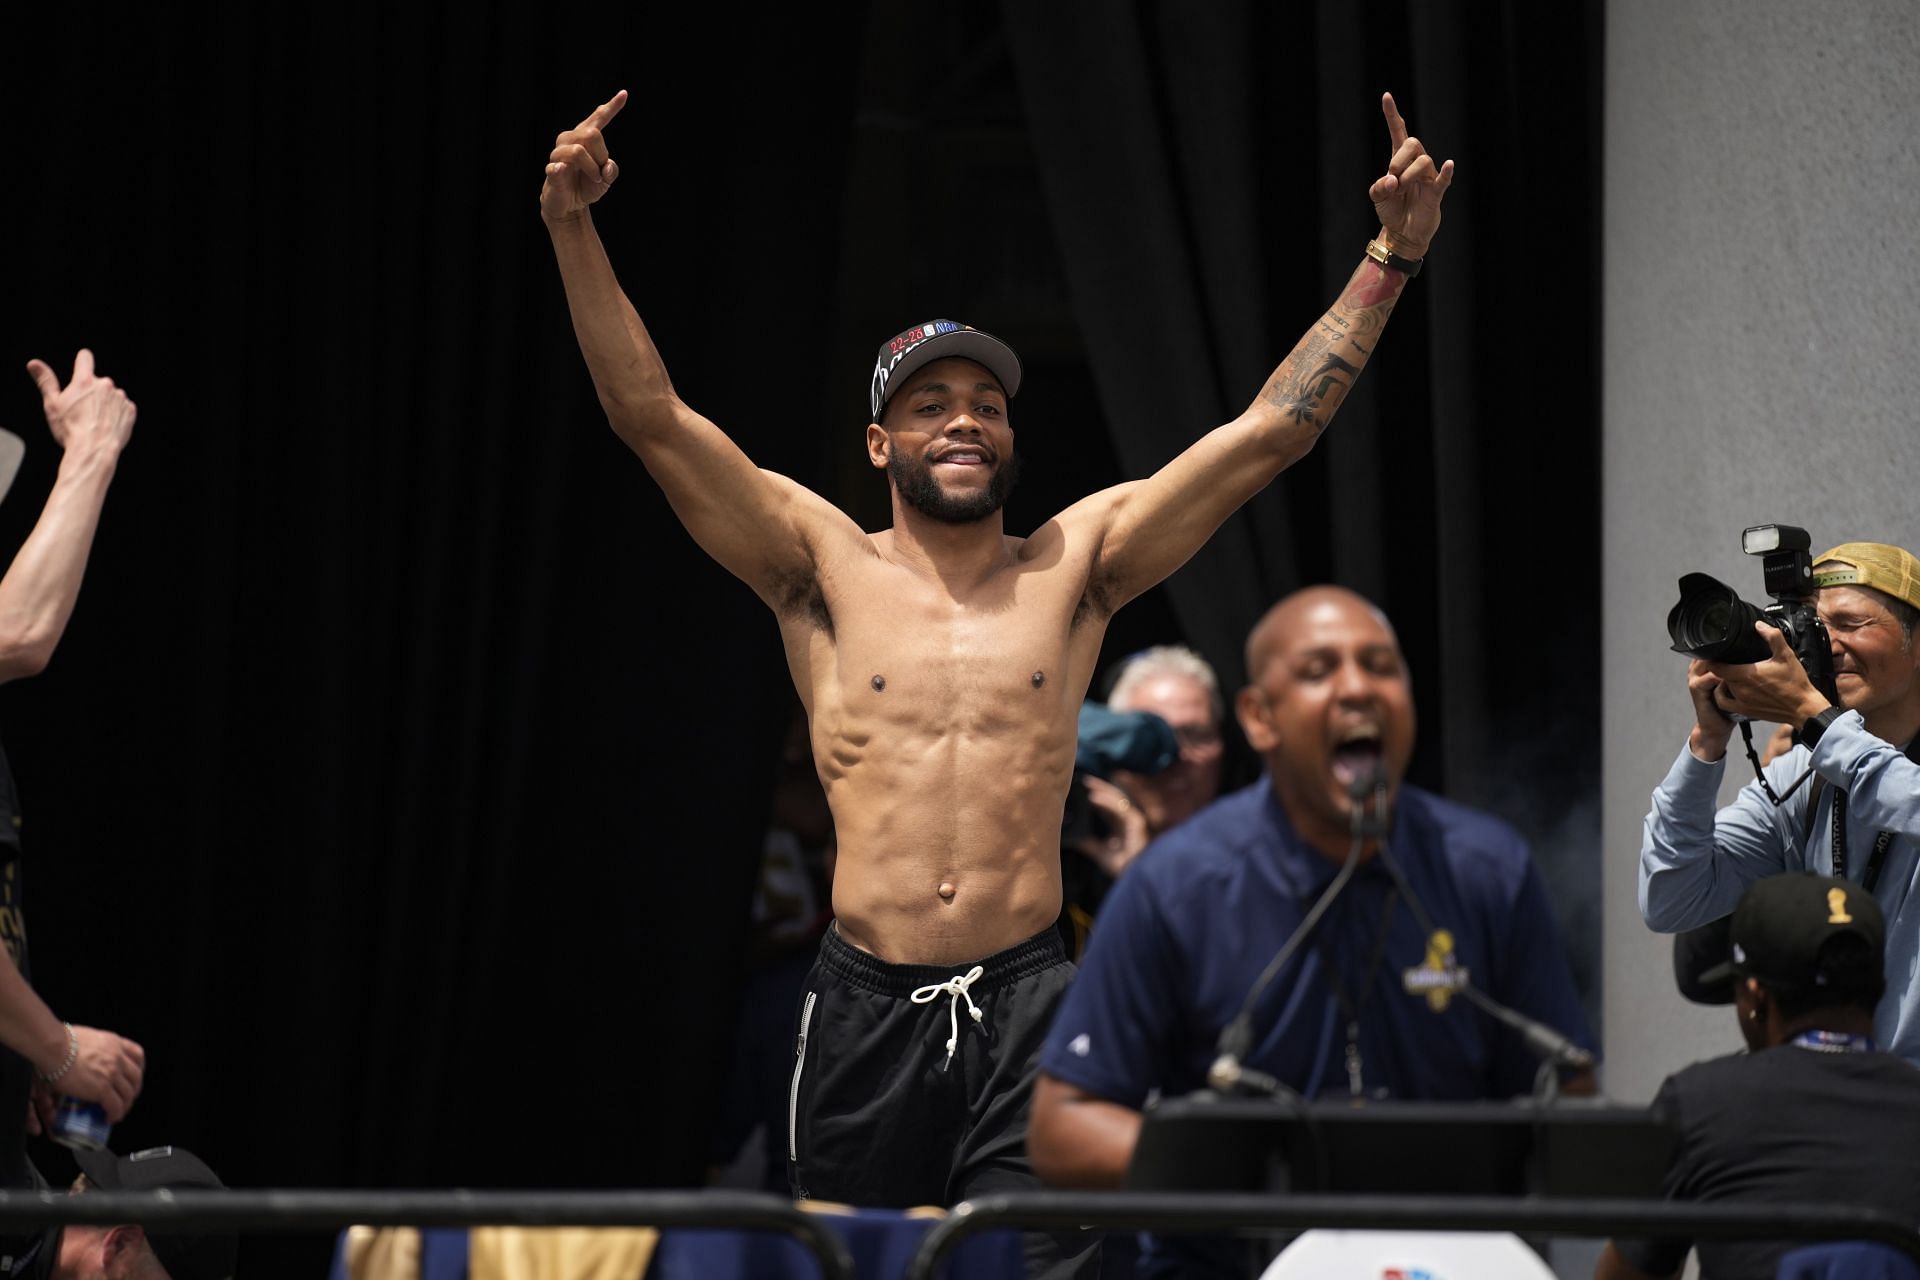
[1206,769,1388,1098]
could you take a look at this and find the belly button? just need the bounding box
[1031,671,1046,689]
[871,674,886,692]
[938,882,956,901]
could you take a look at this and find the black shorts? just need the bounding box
[788,924,1071,1207]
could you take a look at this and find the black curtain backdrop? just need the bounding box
[3,1,1599,1270]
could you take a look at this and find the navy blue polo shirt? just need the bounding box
[1042,778,1593,1107]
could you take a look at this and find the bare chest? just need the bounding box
[798,553,1100,735]
[843,574,1075,693]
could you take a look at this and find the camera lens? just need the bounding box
[1667,574,1773,662]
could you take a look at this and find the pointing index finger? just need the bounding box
[582,89,629,133]
[1381,91,1409,153]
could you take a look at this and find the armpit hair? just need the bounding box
[768,567,833,636]
[1073,568,1120,631]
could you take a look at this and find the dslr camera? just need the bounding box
[1665,523,1838,708]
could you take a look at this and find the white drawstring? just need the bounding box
[911,965,986,1066]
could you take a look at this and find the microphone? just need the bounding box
[1207,765,1387,1096]
[1368,839,1595,1074]
[1453,985,1596,1070]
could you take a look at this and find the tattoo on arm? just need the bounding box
[1262,328,1363,428]
[1258,261,1403,427]
[1342,262,1403,311]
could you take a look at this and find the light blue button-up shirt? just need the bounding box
[1640,709,1920,1063]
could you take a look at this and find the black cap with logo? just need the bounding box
[73,1145,235,1280]
[1695,871,1886,1000]
[869,320,1022,421]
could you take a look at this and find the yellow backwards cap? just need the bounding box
[1814,542,1920,612]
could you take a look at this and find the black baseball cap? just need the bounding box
[869,320,1022,420]
[74,1145,236,1280]
[1696,872,1886,998]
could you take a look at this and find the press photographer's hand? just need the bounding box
[1072,775,1152,878]
[1687,660,1734,762]
[1702,623,1832,733]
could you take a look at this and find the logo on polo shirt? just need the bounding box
[1069,1033,1091,1057]
[1402,928,1468,1012]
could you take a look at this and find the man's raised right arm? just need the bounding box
[540,91,843,598]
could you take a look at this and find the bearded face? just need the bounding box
[887,442,1022,524]
[872,356,1021,525]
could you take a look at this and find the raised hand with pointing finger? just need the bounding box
[24,349,136,464]
[1369,92,1455,262]
[540,90,628,224]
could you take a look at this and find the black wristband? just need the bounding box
[1801,706,1844,749]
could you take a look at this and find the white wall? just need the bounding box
[1603,0,1920,1101]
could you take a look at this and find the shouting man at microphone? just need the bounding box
[1029,587,1594,1195]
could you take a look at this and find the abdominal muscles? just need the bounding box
[814,661,1078,966]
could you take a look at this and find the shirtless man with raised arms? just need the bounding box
[541,88,1452,1238]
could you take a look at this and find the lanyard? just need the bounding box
[1791,1029,1876,1054]
[1320,888,1400,1098]
[1832,788,1897,893]
[1812,733,1920,892]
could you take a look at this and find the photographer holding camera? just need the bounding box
[1641,536,1920,1063]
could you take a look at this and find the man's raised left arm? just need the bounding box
[1089,93,1453,607]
